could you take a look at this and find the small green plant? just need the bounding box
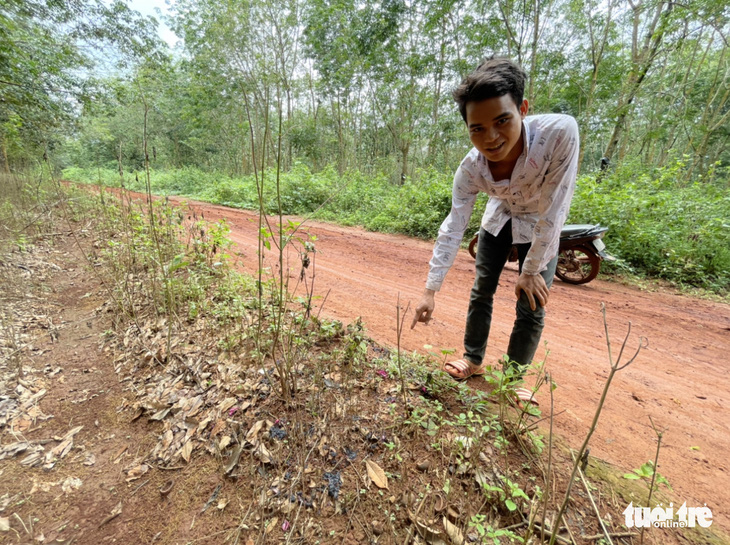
[623,460,671,490]
[343,318,367,366]
[468,514,521,544]
[478,476,531,513]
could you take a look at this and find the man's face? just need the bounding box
[466,95,528,164]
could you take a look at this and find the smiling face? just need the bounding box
[466,95,528,165]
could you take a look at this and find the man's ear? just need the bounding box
[520,99,529,117]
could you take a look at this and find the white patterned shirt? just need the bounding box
[426,113,579,291]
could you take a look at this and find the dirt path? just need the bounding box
[179,199,730,532]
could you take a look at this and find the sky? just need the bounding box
[126,0,179,49]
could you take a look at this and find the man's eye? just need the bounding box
[497,118,508,125]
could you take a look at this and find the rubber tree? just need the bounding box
[602,0,676,162]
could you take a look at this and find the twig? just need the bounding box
[98,502,122,528]
[549,304,646,545]
[538,373,556,544]
[188,527,238,543]
[12,513,29,535]
[155,463,186,471]
[582,532,638,540]
[314,288,331,322]
[524,409,567,431]
[564,520,578,545]
[531,521,573,545]
[642,416,665,545]
[573,451,614,545]
[130,479,150,497]
[395,293,411,410]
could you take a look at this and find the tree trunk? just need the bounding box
[400,140,409,184]
[528,0,540,105]
[603,1,672,161]
[1,137,10,173]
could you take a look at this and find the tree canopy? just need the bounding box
[3,0,729,179]
[0,0,164,170]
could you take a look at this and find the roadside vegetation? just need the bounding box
[63,161,730,294]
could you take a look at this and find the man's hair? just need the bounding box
[452,56,527,122]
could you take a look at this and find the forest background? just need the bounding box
[2,0,729,292]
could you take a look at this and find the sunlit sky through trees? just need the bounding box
[126,0,178,47]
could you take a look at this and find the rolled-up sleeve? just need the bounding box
[426,165,479,291]
[522,117,579,275]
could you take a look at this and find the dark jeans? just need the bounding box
[463,221,558,374]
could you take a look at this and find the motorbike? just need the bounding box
[468,224,615,285]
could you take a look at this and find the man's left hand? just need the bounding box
[515,272,549,311]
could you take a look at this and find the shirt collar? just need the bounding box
[522,117,531,154]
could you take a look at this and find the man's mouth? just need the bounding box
[486,142,504,153]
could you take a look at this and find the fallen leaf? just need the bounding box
[219,436,232,450]
[210,419,227,437]
[254,443,273,464]
[150,408,170,421]
[126,464,149,482]
[13,418,31,432]
[443,517,464,545]
[217,499,229,510]
[181,441,193,463]
[219,397,237,413]
[365,459,388,489]
[224,444,244,475]
[474,468,489,489]
[413,517,444,543]
[50,437,74,459]
[0,518,9,532]
[246,420,266,442]
[20,451,43,467]
[61,425,84,441]
[265,517,278,534]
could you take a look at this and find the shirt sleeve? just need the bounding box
[522,117,579,276]
[426,164,479,291]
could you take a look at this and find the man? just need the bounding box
[411,57,579,404]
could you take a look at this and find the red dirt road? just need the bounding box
[182,199,730,532]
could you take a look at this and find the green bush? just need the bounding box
[63,159,730,293]
[570,160,730,291]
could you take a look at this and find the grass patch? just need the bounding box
[62,159,730,295]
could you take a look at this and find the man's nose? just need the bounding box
[484,125,499,142]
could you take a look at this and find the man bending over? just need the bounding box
[411,56,579,404]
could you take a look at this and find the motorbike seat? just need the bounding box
[561,224,597,237]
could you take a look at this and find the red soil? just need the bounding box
[180,199,730,533]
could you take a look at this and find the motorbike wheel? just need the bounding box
[555,245,601,285]
[468,234,479,259]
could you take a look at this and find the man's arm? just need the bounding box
[412,164,479,328]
